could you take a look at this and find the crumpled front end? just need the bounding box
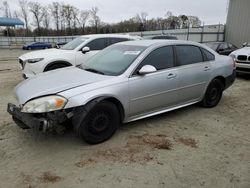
[7,103,74,133]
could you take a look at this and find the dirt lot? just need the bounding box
[0,49,249,188]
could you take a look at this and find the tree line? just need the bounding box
[0,0,202,36]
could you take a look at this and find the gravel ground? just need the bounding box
[0,49,249,188]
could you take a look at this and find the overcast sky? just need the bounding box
[7,0,229,25]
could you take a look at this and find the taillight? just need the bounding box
[229,54,236,69]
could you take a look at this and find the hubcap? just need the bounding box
[209,88,218,101]
[89,112,110,134]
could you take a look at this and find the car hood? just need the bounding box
[19,48,74,60]
[15,67,111,104]
[231,47,250,56]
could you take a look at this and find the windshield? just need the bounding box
[61,37,88,50]
[246,42,250,47]
[80,44,146,76]
[205,43,219,51]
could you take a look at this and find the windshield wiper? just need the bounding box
[85,68,105,75]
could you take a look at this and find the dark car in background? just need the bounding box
[204,42,238,55]
[56,42,67,48]
[22,42,52,50]
[143,35,178,40]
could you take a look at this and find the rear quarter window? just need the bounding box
[201,48,215,61]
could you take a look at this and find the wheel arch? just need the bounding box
[213,76,226,89]
[44,60,72,72]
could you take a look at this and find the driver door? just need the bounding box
[128,46,179,117]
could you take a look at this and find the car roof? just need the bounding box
[144,35,177,39]
[79,34,140,39]
[116,40,203,47]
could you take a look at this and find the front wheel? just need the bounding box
[75,101,119,144]
[201,79,224,108]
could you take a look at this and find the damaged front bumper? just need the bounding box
[7,103,73,132]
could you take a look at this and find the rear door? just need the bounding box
[174,45,212,104]
[129,46,179,117]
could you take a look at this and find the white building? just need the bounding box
[226,0,250,47]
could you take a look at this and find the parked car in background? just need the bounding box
[204,42,238,55]
[56,42,67,48]
[143,35,178,40]
[19,34,140,78]
[8,40,236,144]
[22,42,52,50]
[229,42,250,74]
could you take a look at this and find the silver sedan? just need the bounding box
[7,40,236,144]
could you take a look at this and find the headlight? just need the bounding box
[21,95,67,113]
[27,58,44,63]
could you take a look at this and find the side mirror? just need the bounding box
[82,46,90,54]
[138,65,157,75]
[242,42,247,47]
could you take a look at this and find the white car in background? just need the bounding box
[19,34,140,78]
[230,42,250,74]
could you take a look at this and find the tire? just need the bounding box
[75,101,119,144]
[45,63,70,71]
[201,79,224,108]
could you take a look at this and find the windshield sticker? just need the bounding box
[124,51,141,55]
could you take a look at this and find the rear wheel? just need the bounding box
[75,101,119,144]
[201,79,224,108]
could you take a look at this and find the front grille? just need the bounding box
[249,56,250,61]
[237,55,247,61]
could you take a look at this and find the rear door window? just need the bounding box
[175,45,203,66]
[86,38,107,51]
[108,38,129,46]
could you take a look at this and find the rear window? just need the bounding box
[176,45,203,66]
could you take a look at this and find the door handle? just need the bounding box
[203,66,211,71]
[167,73,177,79]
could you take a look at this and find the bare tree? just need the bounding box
[135,12,148,31]
[19,0,29,34]
[59,3,65,31]
[71,6,79,33]
[1,1,12,18]
[43,6,50,30]
[63,5,73,29]
[29,1,44,35]
[89,6,101,33]
[165,11,173,18]
[77,10,89,34]
[50,2,60,34]
[136,12,148,24]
